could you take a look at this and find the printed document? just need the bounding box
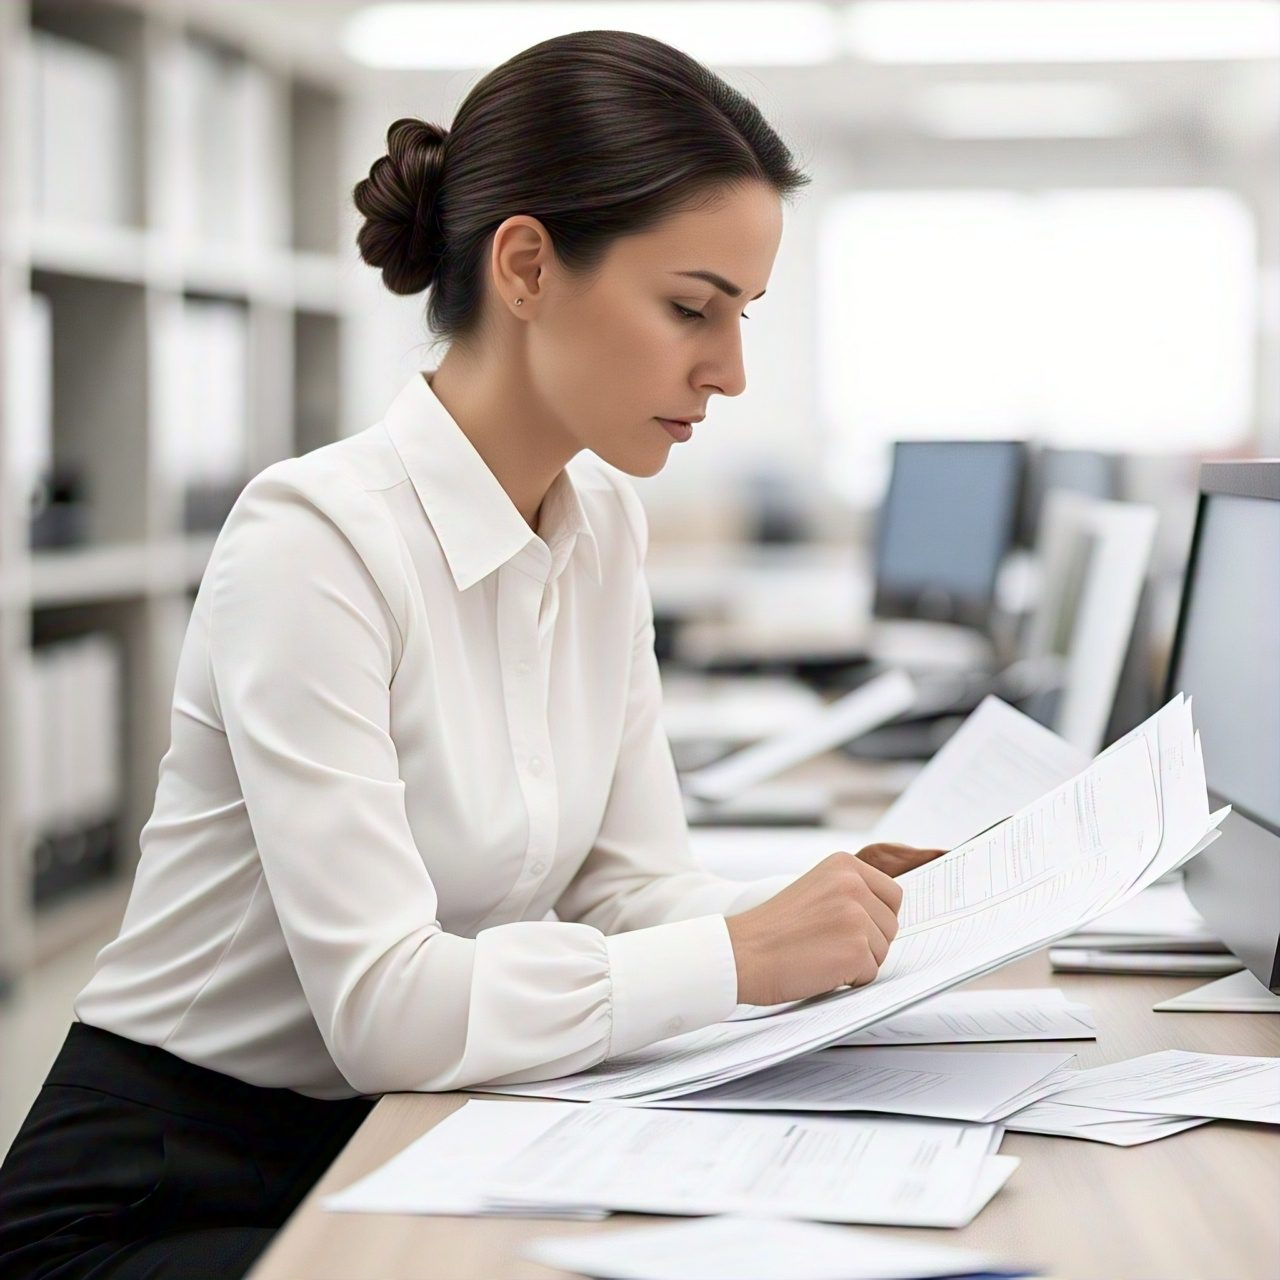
[869,696,1089,850]
[1037,1050,1280,1125]
[319,1100,606,1218]
[482,1104,1013,1228]
[832,988,1096,1045]
[525,1213,1022,1280]
[635,1048,1077,1123]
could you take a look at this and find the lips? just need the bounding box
[656,417,695,442]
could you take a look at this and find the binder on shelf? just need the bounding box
[26,634,125,907]
[5,291,53,512]
[166,297,251,530]
[29,30,134,227]
[174,35,278,248]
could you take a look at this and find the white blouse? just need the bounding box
[74,370,793,1099]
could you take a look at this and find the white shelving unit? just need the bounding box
[0,0,356,986]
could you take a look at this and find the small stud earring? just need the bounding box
[514,298,524,306]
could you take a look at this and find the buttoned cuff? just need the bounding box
[604,914,739,1060]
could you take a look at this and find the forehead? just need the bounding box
[610,182,783,290]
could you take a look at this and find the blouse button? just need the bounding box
[666,1016,685,1034]
[528,756,544,776]
[514,660,531,675]
[531,860,546,875]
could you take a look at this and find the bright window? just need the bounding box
[819,188,1258,502]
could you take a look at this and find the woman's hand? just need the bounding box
[723,843,946,1007]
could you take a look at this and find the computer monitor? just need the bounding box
[1167,460,1280,992]
[1017,446,1121,547]
[872,440,1026,631]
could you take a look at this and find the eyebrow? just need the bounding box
[670,270,766,301]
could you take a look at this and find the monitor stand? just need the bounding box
[1153,968,1280,1013]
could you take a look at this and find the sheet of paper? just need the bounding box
[691,826,874,883]
[681,670,917,803]
[1040,1050,1280,1125]
[482,697,1212,1107]
[636,1049,1077,1124]
[1060,877,1219,947]
[1006,1098,1210,1146]
[525,1213,1022,1280]
[483,1104,1009,1228]
[319,1100,605,1218]
[831,988,1096,1045]
[870,695,1089,850]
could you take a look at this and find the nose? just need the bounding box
[700,328,748,400]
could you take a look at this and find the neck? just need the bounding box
[425,345,582,532]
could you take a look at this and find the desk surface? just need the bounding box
[248,949,1280,1280]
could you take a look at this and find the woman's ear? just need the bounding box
[490,215,552,315]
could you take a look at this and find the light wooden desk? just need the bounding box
[249,950,1280,1280]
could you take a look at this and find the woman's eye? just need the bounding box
[672,303,751,321]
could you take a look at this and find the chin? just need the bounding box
[593,444,671,479]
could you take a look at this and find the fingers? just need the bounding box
[844,935,879,987]
[851,854,905,913]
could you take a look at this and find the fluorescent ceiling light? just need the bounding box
[914,81,1138,138]
[343,2,839,69]
[844,1,1280,63]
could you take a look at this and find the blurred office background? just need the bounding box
[0,0,1277,1153]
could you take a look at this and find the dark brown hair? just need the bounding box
[352,29,811,347]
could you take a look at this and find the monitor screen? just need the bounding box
[1171,465,1280,992]
[873,440,1025,629]
[1172,492,1280,829]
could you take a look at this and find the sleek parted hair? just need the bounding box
[352,29,810,346]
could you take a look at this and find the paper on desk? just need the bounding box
[632,1048,1077,1123]
[1038,1050,1280,1125]
[1005,1097,1210,1146]
[482,696,1214,1107]
[525,1213,1026,1280]
[318,1100,606,1218]
[831,988,1096,1045]
[870,696,1088,850]
[483,1104,1011,1228]
[1054,877,1221,951]
[681,670,917,803]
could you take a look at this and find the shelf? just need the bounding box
[28,220,151,285]
[1,0,352,976]
[27,540,200,606]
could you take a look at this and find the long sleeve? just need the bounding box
[206,475,738,1094]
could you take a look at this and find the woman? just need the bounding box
[0,29,941,1280]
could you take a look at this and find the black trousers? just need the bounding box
[0,1021,375,1279]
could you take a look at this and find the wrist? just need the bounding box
[725,911,764,1006]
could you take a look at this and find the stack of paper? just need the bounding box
[525,1214,1034,1280]
[322,1100,1016,1229]
[1048,877,1238,976]
[1006,1050,1280,1144]
[632,1048,1077,1123]
[830,988,1096,1046]
[482,695,1224,1108]
[484,1104,1014,1228]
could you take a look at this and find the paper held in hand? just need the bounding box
[481,693,1227,1105]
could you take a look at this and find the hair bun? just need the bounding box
[353,117,449,296]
